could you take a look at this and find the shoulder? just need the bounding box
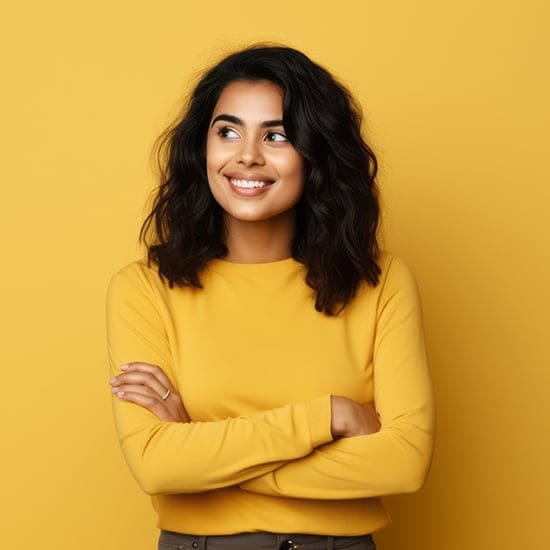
[107,259,166,306]
[377,252,418,290]
[109,258,163,287]
[350,251,421,314]
[348,252,420,313]
[374,252,423,316]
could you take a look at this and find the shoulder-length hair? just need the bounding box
[141,44,381,315]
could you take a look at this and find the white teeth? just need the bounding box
[229,178,272,189]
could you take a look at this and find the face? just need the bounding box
[206,80,305,225]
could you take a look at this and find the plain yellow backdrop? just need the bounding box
[1,1,548,549]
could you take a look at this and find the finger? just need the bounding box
[115,390,171,421]
[114,385,190,423]
[124,362,175,394]
[111,383,162,400]
[110,370,170,399]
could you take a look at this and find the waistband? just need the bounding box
[159,531,375,550]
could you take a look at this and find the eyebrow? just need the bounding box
[210,114,284,128]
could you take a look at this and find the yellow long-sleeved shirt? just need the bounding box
[106,252,434,536]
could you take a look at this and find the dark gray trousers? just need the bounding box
[159,531,376,550]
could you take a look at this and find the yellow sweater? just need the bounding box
[106,252,434,536]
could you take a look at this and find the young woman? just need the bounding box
[107,45,434,550]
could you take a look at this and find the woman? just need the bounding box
[107,45,434,550]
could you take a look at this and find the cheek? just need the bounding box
[273,151,304,182]
[276,155,305,208]
[205,138,230,174]
[287,157,306,197]
[205,142,217,174]
[205,145,229,204]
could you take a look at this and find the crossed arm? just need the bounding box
[109,361,381,495]
[110,363,380,439]
[107,258,434,499]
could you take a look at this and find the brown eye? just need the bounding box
[265,131,288,142]
[217,127,240,139]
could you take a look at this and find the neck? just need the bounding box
[223,211,296,264]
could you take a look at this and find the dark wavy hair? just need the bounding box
[141,45,381,315]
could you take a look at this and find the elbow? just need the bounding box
[122,441,207,496]
[400,443,434,494]
[385,427,434,495]
[135,474,165,496]
[384,454,431,495]
[398,464,429,494]
[127,457,171,495]
[131,463,209,496]
[127,448,205,495]
[129,457,196,495]
[136,481,159,496]
[120,428,185,496]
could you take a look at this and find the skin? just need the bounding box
[206,79,305,263]
[110,363,189,423]
[109,80,380,438]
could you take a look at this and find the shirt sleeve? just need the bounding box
[239,256,435,499]
[106,262,333,496]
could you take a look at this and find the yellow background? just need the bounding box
[1,1,548,549]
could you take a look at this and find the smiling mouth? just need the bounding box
[227,177,275,189]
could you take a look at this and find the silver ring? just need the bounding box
[161,389,171,401]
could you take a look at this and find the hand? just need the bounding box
[330,396,381,438]
[109,362,190,423]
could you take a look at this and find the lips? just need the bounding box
[225,174,274,197]
[224,175,275,196]
[229,178,273,189]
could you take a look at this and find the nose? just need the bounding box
[237,137,265,166]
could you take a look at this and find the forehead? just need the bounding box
[211,80,284,122]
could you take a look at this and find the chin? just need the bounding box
[223,205,295,225]
[225,211,274,223]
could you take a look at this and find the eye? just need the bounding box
[265,131,288,143]
[217,126,240,139]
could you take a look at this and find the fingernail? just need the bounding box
[120,365,129,371]
[117,391,125,397]
[111,386,119,394]
[108,378,116,384]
